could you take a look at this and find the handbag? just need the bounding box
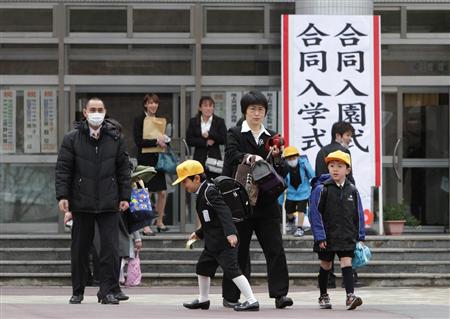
[129,180,152,213]
[234,155,259,206]
[251,159,287,201]
[205,157,224,174]
[156,148,178,174]
[125,252,142,287]
[128,179,155,233]
[352,242,372,269]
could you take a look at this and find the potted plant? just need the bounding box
[383,203,407,235]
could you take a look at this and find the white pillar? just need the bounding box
[295,0,373,15]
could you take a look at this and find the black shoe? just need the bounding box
[275,296,293,309]
[69,295,83,304]
[183,299,210,310]
[98,294,120,304]
[157,226,169,233]
[142,231,156,236]
[223,299,240,308]
[234,301,259,311]
[114,291,129,301]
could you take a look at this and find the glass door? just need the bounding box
[383,88,449,229]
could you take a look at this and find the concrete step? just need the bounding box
[2,259,450,274]
[2,247,450,261]
[1,272,450,287]
[1,234,450,249]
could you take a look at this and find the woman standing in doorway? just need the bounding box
[186,96,227,179]
[133,93,170,235]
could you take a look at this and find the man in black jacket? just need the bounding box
[55,98,131,305]
[173,160,259,311]
[221,91,293,309]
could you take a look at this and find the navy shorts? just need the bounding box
[318,250,354,262]
[285,199,308,215]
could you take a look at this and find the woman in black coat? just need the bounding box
[133,93,170,234]
[186,96,227,179]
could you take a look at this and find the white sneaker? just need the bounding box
[293,227,305,237]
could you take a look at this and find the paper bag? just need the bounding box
[142,117,166,153]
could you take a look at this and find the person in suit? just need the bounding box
[173,160,259,311]
[221,91,293,309]
[55,98,131,305]
[133,93,171,235]
[186,96,227,179]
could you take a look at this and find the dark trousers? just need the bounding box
[71,211,120,298]
[222,218,289,301]
[196,247,242,279]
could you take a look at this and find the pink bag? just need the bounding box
[125,253,142,287]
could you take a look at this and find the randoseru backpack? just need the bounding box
[205,176,253,223]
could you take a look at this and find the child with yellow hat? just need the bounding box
[173,160,259,312]
[309,150,365,311]
[281,146,315,237]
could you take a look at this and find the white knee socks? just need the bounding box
[197,275,210,302]
[232,275,257,303]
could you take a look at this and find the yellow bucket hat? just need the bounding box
[283,146,300,158]
[325,150,351,167]
[172,160,204,185]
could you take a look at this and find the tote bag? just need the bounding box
[125,253,142,287]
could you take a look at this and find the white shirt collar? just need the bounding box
[240,120,270,136]
[195,180,208,195]
[89,126,101,138]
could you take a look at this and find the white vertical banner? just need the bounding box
[225,91,242,129]
[0,89,16,154]
[282,15,382,217]
[24,89,41,153]
[40,88,58,153]
[262,91,277,131]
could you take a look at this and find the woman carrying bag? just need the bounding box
[133,93,171,235]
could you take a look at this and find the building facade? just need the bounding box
[0,0,449,233]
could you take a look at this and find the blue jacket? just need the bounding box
[309,174,365,252]
[285,155,315,201]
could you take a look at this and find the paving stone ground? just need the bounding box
[1,286,449,319]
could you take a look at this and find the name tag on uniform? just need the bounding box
[202,210,211,222]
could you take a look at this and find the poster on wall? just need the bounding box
[24,89,41,153]
[262,91,278,131]
[282,15,381,220]
[0,89,16,154]
[40,88,58,153]
[225,91,242,129]
[210,92,226,120]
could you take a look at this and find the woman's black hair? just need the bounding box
[196,96,215,120]
[240,91,268,115]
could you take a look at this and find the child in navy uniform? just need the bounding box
[172,160,259,312]
[309,150,365,310]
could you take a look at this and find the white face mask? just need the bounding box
[287,159,297,167]
[87,112,105,127]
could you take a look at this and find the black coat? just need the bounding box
[133,112,159,167]
[55,119,131,213]
[186,115,227,164]
[194,182,237,251]
[314,141,355,184]
[223,125,286,219]
[312,179,363,251]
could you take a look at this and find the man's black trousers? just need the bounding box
[71,211,120,298]
[222,218,289,301]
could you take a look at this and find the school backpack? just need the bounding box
[206,176,253,223]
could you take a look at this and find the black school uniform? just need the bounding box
[194,181,241,280]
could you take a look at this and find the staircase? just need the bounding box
[1,234,449,286]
